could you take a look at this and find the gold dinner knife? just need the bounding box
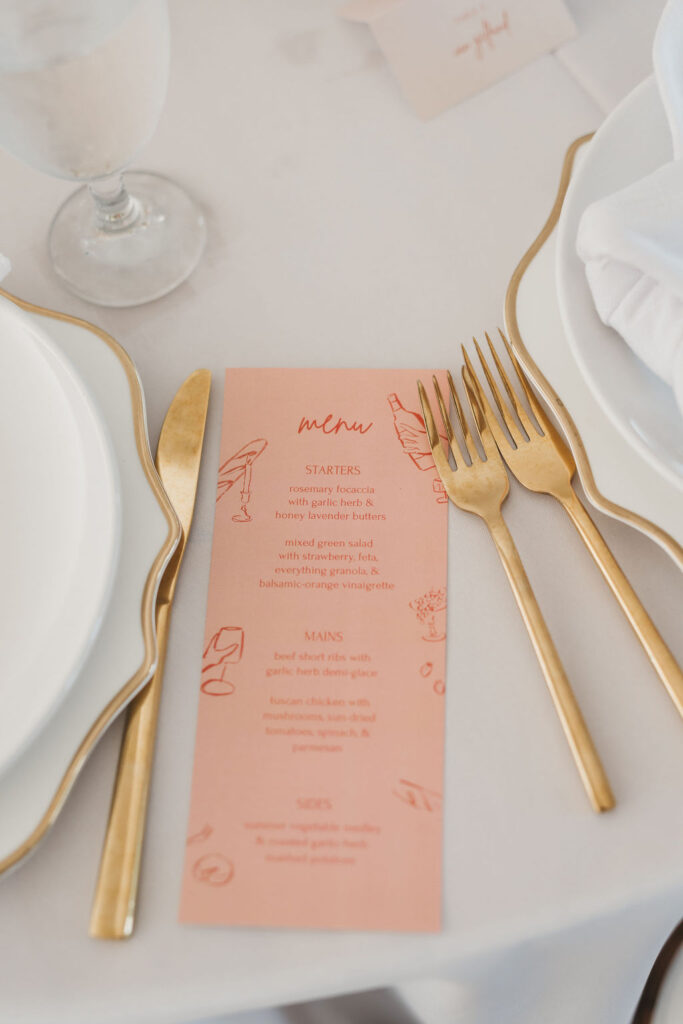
[90,369,211,939]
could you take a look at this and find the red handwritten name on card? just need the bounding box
[341,0,576,119]
[179,368,448,932]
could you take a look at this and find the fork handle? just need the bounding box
[486,513,614,812]
[559,487,683,718]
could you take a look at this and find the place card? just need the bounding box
[340,0,577,119]
[180,368,448,931]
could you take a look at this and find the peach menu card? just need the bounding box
[180,368,448,932]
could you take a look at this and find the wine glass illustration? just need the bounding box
[0,0,206,306]
[216,439,268,523]
[200,665,235,698]
[201,626,244,696]
[203,626,244,668]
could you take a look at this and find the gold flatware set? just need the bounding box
[90,369,211,940]
[419,331,683,813]
[87,332,681,939]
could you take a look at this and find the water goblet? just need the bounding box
[0,0,206,306]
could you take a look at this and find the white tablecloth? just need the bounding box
[1,2,682,1023]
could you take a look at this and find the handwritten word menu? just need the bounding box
[180,369,448,931]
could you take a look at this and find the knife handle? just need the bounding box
[89,599,171,939]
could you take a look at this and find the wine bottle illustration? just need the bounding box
[201,664,236,697]
[387,393,436,470]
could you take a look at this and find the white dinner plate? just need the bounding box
[0,289,180,875]
[556,76,683,487]
[505,136,683,566]
[0,295,120,775]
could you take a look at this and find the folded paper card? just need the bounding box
[180,368,448,931]
[340,0,576,119]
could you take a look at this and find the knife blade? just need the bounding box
[90,369,211,939]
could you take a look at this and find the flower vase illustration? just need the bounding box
[410,588,447,642]
[200,626,244,696]
[216,438,267,522]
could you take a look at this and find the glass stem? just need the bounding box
[89,173,140,232]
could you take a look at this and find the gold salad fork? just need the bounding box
[465,331,683,719]
[418,372,614,812]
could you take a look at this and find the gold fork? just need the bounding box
[465,330,683,720]
[418,372,614,812]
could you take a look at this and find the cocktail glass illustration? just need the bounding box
[216,438,267,523]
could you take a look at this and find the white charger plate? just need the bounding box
[505,136,683,567]
[556,76,683,487]
[0,295,120,775]
[0,290,180,875]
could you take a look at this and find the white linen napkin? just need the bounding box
[576,0,683,415]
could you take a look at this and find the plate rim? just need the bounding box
[504,135,683,572]
[0,295,122,774]
[556,77,683,487]
[0,287,181,876]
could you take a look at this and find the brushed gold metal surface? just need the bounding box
[419,372,614,813]
[156,370,213,606]
[467,330,683,720]
[0,289,181,879]
[504,134,683,570]
[90,370,211,939]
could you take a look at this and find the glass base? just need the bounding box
[48,171,206,307]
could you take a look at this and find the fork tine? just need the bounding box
[417,379,440,449]
[461,365,499,463]
[461,344,515,455]
[498,328,549,433]
[485,331,538,438]
[432,375,461,466]
[417,380,453,483]
[470,337,524,447]
[446,370,474,462]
